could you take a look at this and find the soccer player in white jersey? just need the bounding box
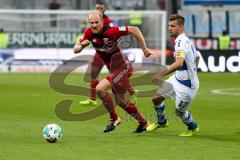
[146,14,200,136]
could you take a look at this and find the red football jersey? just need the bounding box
[103,14,113,27]
[80,26,130,70]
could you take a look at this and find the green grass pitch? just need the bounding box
[0,73,240,160]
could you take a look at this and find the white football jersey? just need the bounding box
[174,33,199,89]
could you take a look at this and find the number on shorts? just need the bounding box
[178,101,189,110]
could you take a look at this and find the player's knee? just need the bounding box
[175,108,185,117]
[96,86,106,98]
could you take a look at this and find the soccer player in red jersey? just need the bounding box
[80,0,136,106]
[80,0,113,106]
[74,11,154,133]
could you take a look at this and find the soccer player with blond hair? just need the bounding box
[74,11,154,133]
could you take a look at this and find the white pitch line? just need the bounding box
[211,88,240,96]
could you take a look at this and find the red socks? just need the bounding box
[90,80,99,100]
[122,102,147,126]
[101,93,118,121]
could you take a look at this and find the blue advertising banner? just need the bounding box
[184,0,240,5]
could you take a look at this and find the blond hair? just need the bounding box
[88,10,103,21]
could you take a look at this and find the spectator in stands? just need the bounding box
[0,28,9,63]
[48,0,62,27]
[218,30,230,50]
[129,4,143,31]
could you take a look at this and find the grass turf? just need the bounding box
[0,73,240,160]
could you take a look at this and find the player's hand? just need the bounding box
[73,40,90,54]
[143,48,155,57]
[80,40,90,47]
[152,73,164,85]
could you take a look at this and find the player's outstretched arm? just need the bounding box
[152,57,184,84]
[73,40,90,54]
[127,26,154,57]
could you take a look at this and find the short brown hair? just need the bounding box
[169,14,185,26]
[96,0,105,5]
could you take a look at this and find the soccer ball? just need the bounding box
[42,123,62,143]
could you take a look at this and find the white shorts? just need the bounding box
[157,75,198,112]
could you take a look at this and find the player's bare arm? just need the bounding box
[73,40,90,54]
[152,57,184,84]
[127,26,154,57]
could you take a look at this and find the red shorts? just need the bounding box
[105,63,133,94]
[92,53,111,70]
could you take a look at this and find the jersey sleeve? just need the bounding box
[111,26,129,38]
[79,28,91,43]
[104,16,113,27]
[118,26,128,36]
[109,23,114,27]
[175,39,187,59]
